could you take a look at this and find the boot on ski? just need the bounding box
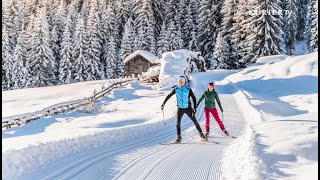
[200,132,206,140]
[223,129,229,136]
[205,132,209,141]
[175,137,182,143]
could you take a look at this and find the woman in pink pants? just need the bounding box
[197,82,229,140]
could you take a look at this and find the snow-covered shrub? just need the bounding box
[157,49,206,89]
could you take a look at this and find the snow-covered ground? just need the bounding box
[2,79,114,117]
[2,52,318,180]
[224,52,318,179]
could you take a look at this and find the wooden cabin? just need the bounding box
[123,50,159,77]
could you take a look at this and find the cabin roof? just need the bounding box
[123,50,159,64]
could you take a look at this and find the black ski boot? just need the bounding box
[223,130,229,136]
[175,137,182,143]
[205,132,209,141]
[200,133,206,140]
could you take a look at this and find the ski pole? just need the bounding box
[162,109,165,121]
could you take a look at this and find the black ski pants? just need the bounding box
[176,107,203,138]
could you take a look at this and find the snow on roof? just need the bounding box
[123,50,159,64]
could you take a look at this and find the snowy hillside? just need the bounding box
[223,52,318,179]
[2,79,114,117]
[2,52,318,180]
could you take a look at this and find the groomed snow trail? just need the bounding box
[22,70,245,180]
[111,71,245,180]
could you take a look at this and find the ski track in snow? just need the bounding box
[19,71,245,180]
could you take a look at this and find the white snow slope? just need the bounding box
[2,52,318,180]
[2,79,115,118]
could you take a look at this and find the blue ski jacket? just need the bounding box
[162,84,197,109]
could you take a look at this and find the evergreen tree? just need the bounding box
[86,0,104,80]
[212,32,229,69]
[296,0,309,41]
[284,0,298,55]
[2,27,14,90]
[115,0,131,49]
[51,25,60,77]
[245,0,284,66]
[184,0,199,49]
[72,14,88,83]
[157,22,170,56]
[231,0,251,67]
[12,31,28,89]
[106,34,119,78]
[197,0,222,68]
[134,0,156,53]
[59,16,73,84]
[120,17,134,61]
[307,0,318,52]
[29,8,56,87]
[221,0,238,68]
[178,0,189,47]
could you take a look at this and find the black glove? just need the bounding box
[193,109,197,114]
[221,108,224,113]
[161,104,165,110]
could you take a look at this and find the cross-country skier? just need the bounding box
[161,76,206,143]
[197,82,229,140]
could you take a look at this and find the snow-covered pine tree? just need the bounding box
[183,0,199,50]
[284,0,298,55]
[59,16,73,84]
[115,0,131,49]
[102,3,118,78]
[231,0,253,67]
[2,0,18,47]
[80,0,91,20]
[29,7,56,87]
[212,32,229,69]
[72,14,88,83]
[296,0,309,41]
[151,0,165,38]
[307,0,318,52]
[52,0,67,46]
[86,0,104,81]
[167,20,183,51]
[2,26,14,90]
[157,22,170,56]
[220,0,238,68]
[173,25,184,50]
[134,0,156,54]
[197,0,222,69]
[12,30,28,89]
[105,35,118,79]
[51,25,60,77]
[178,0,189,47]
[165,0,180,25]
[24,14,35,88]
[244,0,284,66]
[68,0,80,35]
[120,17,134,62]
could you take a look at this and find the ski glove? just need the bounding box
[193,109,197,115]
[161,104,165,110]
[220,108,224,113]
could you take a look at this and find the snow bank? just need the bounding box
[229,52,318,81]
[254,54,288,65]
[221,89,265,180]
[223,52,318,179]
[157,49,206,89]
[2,116,176,179]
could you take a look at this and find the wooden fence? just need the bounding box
[2,76,137,129]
